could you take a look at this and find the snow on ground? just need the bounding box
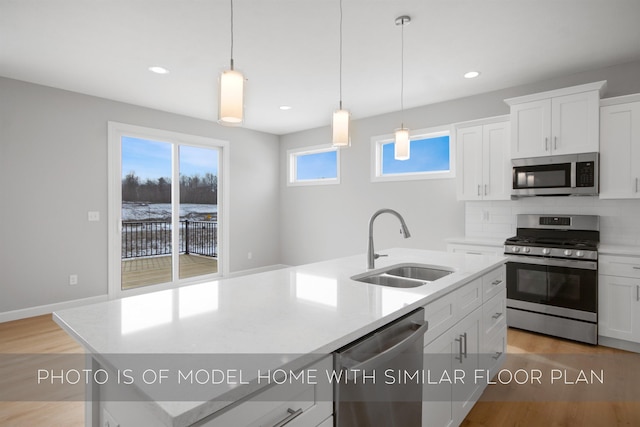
[122,203,217,222]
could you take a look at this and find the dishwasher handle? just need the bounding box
[345,320,428,380]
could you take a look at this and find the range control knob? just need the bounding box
[564,249,573,256]
[542,248,551,255]
[511,246,520,253]
[576,251,584,258]
[522,247,531,253]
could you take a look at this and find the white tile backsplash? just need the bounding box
[465,196,640,246]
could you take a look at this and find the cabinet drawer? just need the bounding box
[482,289,506,336]
[482,325,507,378]
[202,356,332,427]
[599,255,640,278]
[482,266,506,302]
[455,277,483,319]
[423,291,457,345]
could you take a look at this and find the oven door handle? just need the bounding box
[506,255,597,270]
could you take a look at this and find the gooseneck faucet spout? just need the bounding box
[367,208,411,269]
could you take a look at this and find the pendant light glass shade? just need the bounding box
[332,108,350,147]
[394,128,410,160]
[218,68,244,125]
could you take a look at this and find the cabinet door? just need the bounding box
[510,99,551,158]
[551,91,600,155]
[599,101,640,199]
[599,274,640,342]
[452,308,482,425]
[422,329,455,427]
[456,125,484,200]
[483,121,511,200]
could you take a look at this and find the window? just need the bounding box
[287,145,340,186]
[371,126,455,182]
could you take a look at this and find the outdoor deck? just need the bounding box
[121,254,218,290]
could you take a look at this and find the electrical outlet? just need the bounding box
[69,274,78,286]
[88,211,100,222]
[102,408,120,427]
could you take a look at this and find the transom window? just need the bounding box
[287,145,340,186]
[371,126,455,182]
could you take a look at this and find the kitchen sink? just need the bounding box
[351,263,454,288]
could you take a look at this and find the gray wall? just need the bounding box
[278,59,640,266]
[3,58,640,316]
[0,77,280,314]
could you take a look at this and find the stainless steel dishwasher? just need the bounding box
[334,308,428,427]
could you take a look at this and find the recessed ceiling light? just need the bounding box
[148,66,169,74]
[464,71,481,79]
[279,105,292,111]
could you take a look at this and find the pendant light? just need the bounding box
[332,0,350,146]
[394,15,411,160]
[218,0,245,126]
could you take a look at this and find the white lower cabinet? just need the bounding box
[201,355,333,427]
[422,266,506,427]
[599,254,640,343]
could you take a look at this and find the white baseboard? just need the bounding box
[598,335,640,353]
[225,264,290,279]
[0,295,109,323]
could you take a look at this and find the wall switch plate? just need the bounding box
[248,252,253,260]
[69,274,78,286]
[88,211,100,221]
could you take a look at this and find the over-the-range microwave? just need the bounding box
[511,152,598,197]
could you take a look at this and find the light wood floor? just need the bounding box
[121,254,218,289]
[2,316,639,426]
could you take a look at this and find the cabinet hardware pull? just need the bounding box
[554,136,557,150]
[462,332,468,359]
[637,285,639,302]
[491,279,502,286]
[492,351,503,360]
[272,408,303,427]
[484,184,488,196]
[545,137,549,151]
[633,266,640,270]
[492,312,503,320]
[636,177,639,193]
[467,251,483,255]
[477,185,481,196]
[454,336,463,363]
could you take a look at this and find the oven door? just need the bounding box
[506,256,597,314]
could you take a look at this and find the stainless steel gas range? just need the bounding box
[504,214,599,344]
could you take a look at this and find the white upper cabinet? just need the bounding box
[599,95,640,199]
[456,117,511,201]
[505,81,606,159]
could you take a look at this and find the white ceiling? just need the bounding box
[2,0,640,135]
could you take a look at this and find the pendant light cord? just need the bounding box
[230,0,235,70]
[339,0,343,110]
[400,18,405,128]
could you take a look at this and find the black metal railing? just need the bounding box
[121,220,217,259]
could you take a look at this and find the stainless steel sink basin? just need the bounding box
[351,263,454,288]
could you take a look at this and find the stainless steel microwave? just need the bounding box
[512,152,598,197]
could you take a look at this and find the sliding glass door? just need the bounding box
[109,123,227,296]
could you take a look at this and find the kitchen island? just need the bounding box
[53,248,506,427]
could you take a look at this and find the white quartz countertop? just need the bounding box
[599,244,640,257]
[53,248,506,427]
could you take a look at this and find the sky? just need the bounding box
[121,136,219,181]
[382,135,450,174]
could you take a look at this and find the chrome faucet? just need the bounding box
[367,208,411,269]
